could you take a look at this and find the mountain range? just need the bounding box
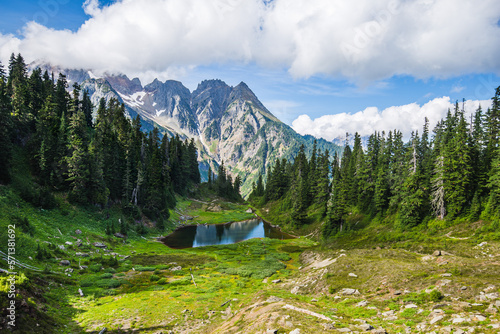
[36,65,341,197]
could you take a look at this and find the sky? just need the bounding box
[1,0,500,141]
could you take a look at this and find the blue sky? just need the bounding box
[1,0,499,140]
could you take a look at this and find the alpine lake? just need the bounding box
[161,218,294,249]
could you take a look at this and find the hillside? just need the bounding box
[33,64,341,197]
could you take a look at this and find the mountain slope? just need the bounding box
[35,65,341,197]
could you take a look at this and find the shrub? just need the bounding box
[100,273,113,279]
[429,290,443,302]
[149,274,160,282]
[157,278,168,285]
[95,279,123,289]
[89,264,102,273]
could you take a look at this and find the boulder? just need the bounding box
[60,260,70,266]
[75,252,89,257]
[340,288,360,295]
[432,250,441,256]
[272,279,281,284]
[358,324,374,331]
[114,232,126,239]
[93,242,107,248]
[170,266,182,271]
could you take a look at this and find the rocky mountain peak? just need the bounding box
[105,74,143,95]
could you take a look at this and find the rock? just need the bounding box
[291,286,301,294]
[439,279,452,286]
[80,265,88,269]
[75,252,89,257]
[78,288,84,297]
[452,316,467,324]
[311,298,318,302]
[266,329,278,334]
[266,296,283,303]
[65,241,73,245]
[60,260,70,266]
[245,208,253,213]
[485,292,499,300]
[441,273,452,277]
[170,266,182,271]
[486,304,498,314]
[272,279,281,284]
[473,314,487,321]
[429,315,444,324]
[432,250,441,256]
[478,242,488,247]
[491,323,500,329]
[461,286,467,290]
[372,329,388,334]
[76,241,82,247]
[339,288,360,295]
[496,300,500,307]
[75,229,82,235]
[356,300,368,307]
[262,278,268,283]
[289,329,301,334]
[59,245,66,250]
[28,256,32,260]
[348,273,357,278]
[114,232,126,239]
[323,323,336,330]
[337,328,352,333]
[454,329,465,334]
[405,304,418,309]
[422,255,434,261]
[393,290,402,295]
[358,324,374,331]
[93,242,107,248]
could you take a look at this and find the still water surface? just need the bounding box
[161,218,293,249]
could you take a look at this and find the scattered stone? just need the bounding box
[75,241,82,247]
[78,288,84,297]
[452,316,467,324]
[372,329,388,334]
[439,279,452,286]
[289,329,301,334]
[429,315,444,324]
[441,273,452,277]
[272,279,281,284]
[266,329,278,334]
[323,323,336,330]
[433,250,441,256]
[348,273,358,278]
[473,314,487,321]
[485,292,499,300]
[486,304,498,314]
[114,232,126,239]
[75,252,89,257]
[60,260,70,266]
[405,304,418,309]
[59,245,66,250]
[80,265,88,270]
[65,241,73,246]
[93,242,107,248]
[393,290,402,295]
[356,300,368,307]
[339,288,360,295]
[170,266,182,271]
[311,298,318,302]
[478,242,488,247]
[266,296,283,303]
[358,324,374,331]
[461,286,467,290]
[337,328,352,333]
[75,229,82,235]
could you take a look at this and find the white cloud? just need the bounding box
[0,0,499,81]
[291,97,492,141]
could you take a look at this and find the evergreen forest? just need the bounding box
[249,88,500,238]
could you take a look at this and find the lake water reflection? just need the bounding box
[161,218,293,249]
